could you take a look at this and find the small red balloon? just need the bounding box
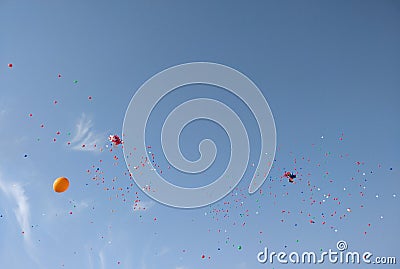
[8,63,12,68]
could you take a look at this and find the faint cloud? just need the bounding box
[235,262,248,269]
[68,199,91,214]
[0,107,8,134]
[0,178,31,241]
[99,250,106,269]
[0,103,7,122]
[0,175,43,268]
[70,113,104,152]
[140,240,153,269]
[79,200,90,208]
[157,246,170,256]
[132,200,155,212]
[76,200,90,210]
[85,245,94,269]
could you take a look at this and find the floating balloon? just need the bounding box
[53,177,69,193]
[284,171,296,183]
[109,134,122,146]
[8,63,12,68]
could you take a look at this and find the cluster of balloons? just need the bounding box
[108,134,122,146]
[52,136,122,193]
[284,171,296,183]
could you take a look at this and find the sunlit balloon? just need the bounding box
[53,177,69,193]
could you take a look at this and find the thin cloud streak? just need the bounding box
[133,200,155,212]
[99,250,106,269]
[0,175,43,268]
[86,245,94,269]
[0,178,31,241]
[70,113,104,152]
[157,246,170,257]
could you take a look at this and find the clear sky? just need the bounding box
[0,1,399,268]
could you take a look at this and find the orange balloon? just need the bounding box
[53,177,70,193]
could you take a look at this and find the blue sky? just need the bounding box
[0,1,399,268]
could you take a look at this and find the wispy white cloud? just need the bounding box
[70,113,104,152]
[157,246,170,257]
[0,109,6,118]
[235,262,248,269]
[0,102,7,123]
[132,200,155,212]
[0,179,31,241]
[0,175,43,268]
[85,244,96,269]
[72,200,91,213]
[140,240,153,269]
[99,250,106,269]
